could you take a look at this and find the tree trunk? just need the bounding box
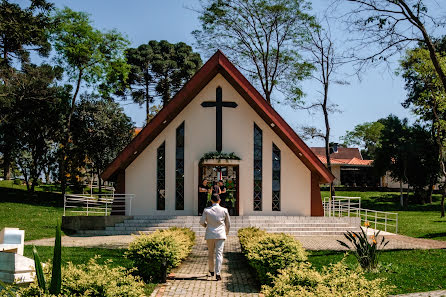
[97,168,102,194]
[3,153,11,180]
[61,70,83,197]
[399,180,404,207]
[441,187,445,218]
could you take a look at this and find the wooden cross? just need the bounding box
[201,87,238,152]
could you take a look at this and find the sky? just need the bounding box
[44,0,419,147]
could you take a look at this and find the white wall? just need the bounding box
[125,74,312,216]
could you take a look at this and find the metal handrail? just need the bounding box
[323,196,398,233]
[64,193,135,216]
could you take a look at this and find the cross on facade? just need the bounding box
[201,87,238,152]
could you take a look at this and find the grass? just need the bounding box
[308,249,446,295]
[321,190,446,241]
[22,246,157,295]
[0,181,65,240]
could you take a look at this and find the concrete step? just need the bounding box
[113,222,353,228]
[79,229,360,237]
[106,226,356,232]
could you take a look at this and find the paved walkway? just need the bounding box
[391,290,446,297]
[26,233,446,250]
[151,237,261,297]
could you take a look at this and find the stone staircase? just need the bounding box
[78,216,361,237]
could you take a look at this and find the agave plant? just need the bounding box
[32,220,62,294]
[337,222,389,270]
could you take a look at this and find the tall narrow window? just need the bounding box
[272,144,281,211]
[253,123,262,211]
[157,142,166,210]
[175,122,185,210]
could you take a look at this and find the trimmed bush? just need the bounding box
[262,260,392,297]
[126,227,195,282]
[14,257,146,297]
[238,227,266,251]
[238,228,307,285]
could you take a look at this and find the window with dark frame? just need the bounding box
[253,123,262,211]
[156,142,166,210]
[272,143,281,211]
[175,122,185,210]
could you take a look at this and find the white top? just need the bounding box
[199,203,231,240]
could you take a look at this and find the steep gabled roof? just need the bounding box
[101,50,335,183]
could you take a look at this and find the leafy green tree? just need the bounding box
[0,0,55,179]
[400,39,446,215]
[193,0,316,104]
[71,95,133,192]
[51,7,130,195]
[2,64,69,192]
[122,40,202,120]
[342,121,385,159]
[374,115,440,206]
[0,0,54,69]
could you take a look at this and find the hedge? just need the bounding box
[237,227,392,297]
[238,227,307,284]
[126,227,195,282]
[262,261,392,297]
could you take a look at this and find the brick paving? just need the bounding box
[150,237,261,297]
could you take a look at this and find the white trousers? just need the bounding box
[206,239,225,275]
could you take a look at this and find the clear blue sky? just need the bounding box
[47,0,415,147]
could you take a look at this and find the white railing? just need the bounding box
[64,194,135,216]
[323,196,398,233]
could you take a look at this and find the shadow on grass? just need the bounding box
[0,187,63,208]
[420,232,446,239]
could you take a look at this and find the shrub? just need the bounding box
[238,227,266,251]
[262,260,393,297]
[238,228,307,285]
[13,179,21,185]
[126,227,195,282]
[16,257,146,297]
[337,222,389,270]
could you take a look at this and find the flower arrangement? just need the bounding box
[337,221,389,270]
[199,151,241,163]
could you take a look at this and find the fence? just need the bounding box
[64,194,135,216]
[323,196,398,233]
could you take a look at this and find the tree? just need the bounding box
[0,0,55,179]
[51,7,130,195]
[399,39,446,214]
[193,0,316,104]
[373,115,440,206]
[0,0,54,69]
[71,95,133,192]
[2,64,69,192]
[298,21,348,193]
[121,40,202,120]
[373,115,410,206]
[338,0,446,92]
[342,121,385,159]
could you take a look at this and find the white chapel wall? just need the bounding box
[125,74,312,216]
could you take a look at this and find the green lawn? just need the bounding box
[321,190,446,241]
[308,249,446,295]
[0,181,65,241]
[22,246,157,295]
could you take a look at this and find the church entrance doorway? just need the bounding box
[198,164,239,216]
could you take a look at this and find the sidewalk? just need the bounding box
[150,236,261,297]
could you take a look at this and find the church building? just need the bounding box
[101,50,334,217]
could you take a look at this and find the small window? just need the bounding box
[175,122,185,210]
[272,143,281,211]
[157,142,166,210]
[253,124,262,211]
